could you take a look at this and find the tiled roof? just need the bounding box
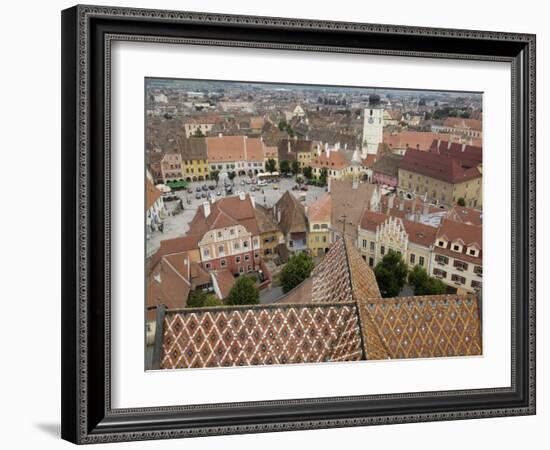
[400,148,482,184]
[310,151,350,170]
[147,254,191,312]
[149,235,201,269]
[429,140,482,168]
[361,154,377,168]
[434,219,482,263]
[178,136,208,161]
[160,303,363,369]
[307,194,332,223]
[277,138,314,160]
[146,178,161,210]
[330,180,377,241]
[254,204,280,234]
[157,292,481,369]
[384,131,452,151]
[372,153,403,178]
[188,195,260,236]
[278,236,380,305]
[446,206,483,227]
[443,117,482,131]
[274,191,308,235]
[357,295,482,360]
[211,270,237,299]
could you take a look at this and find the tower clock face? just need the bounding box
[368,117,374,124]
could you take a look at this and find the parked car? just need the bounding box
[300,185,308,191]
[201,192,207,198]
[202,185,208,191]
[187,188,193,194]
[272,184,279,190]
[216,191,222,196]
[195,187,201,193]
[195,193,201,199]
[209,185,215,190]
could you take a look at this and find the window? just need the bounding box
[247,265,252,272]
[218,245,224,255]
[369,257,374,267]
[205,262,211,269]
[239,266,244,273]
[230,228,235,235]
[244,254,250,261]
[203,248,210,258]
[435,254,449,265]
[255,252,259,258]
[380,246,385,256]
[217,231,222,238]
[438,240,445,247]
[370,241,375,251]
[471,280,482,289]
[433,268,447,279]
[452,244,461,252]
[474,266,482,276]
[362,239,367,249]
[419,256,425,266]
[220,259,227,267]
[454,260,469,271]
[234,242,240,250]
[451,274,466,285]
[409,253,415,264]
[235,256,241,263]
[314,224,321,231]
[243,241,249,248]
[253,238,258,247]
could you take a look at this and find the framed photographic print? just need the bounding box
[61,4,536,444]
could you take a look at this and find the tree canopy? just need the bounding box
[187,290,223,308]
[291,160,301,175]
[279,160,291,174]
[265,158,277,173]
[226,275,260,305]
[408,265,447,296]
[280,252,315,293]
[373,249,408,297]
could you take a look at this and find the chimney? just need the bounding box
[327,177,332,193]
[250,194,255,208]
[203,201,211,218]
[218,132,223,138]
[422,202,429,216]
[399,199,404,211]
[352,176,359,190]
[239,191,246,201]
[325,145,330,158]
[287,140,291,153]
[277,209,281,223]
[388,196,394,211]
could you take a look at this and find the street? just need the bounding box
[146,175,327,257]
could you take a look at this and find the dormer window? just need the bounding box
[437,240,446,247]
[467,245,480,257]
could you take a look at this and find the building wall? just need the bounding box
[398,168,482,207]
[259,230,283,257]
[373,171,398,187]
[160,153,185,183]
[183,158,210,181]
[184,122,214,137]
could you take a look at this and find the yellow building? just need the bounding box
[179,137,210,182]
[398,148,482,208]
[277,138,315,169]
[307,194,332,257]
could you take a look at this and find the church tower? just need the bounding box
[362,94,384,158]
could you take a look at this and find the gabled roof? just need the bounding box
[384,131,451,151]
[434,219,482,263]
[446,206,483,227]
[178,136,208,161]
[278,236,380,305]
[211,270,236,299]
[275,191,308,235]
[149,235,201,269]
[146,178,161,210]
[254,204,281,234]
[329,180,377,240]
[372,153,403,178]
[307,194,332,223]
[157,291,482,369]
[310,151,350,170]
[443,117,482,131]
[147,254,191,312]
[356,294,482,360]
[188,195,260,236]
[400,148,481,184]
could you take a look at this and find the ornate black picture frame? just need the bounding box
[61,4,536,444]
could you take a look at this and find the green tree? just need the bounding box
[226,276,260,305]
[278,120,287,131]
[187,290,223,308]
[408,265,447,295]
[210,169,220,184]
[265,158,277,173]
[280,252,315,293]
[319,167,328,186]
[302,166,313,180]
[291,160,301,175]
[457,197,466,207]
[279,160,291,174]
[193,128,205,137]
[373,249,408,297]
[227,171,237,181]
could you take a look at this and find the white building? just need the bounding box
[362,94,384,158]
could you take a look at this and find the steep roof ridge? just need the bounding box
[342,236,390,359]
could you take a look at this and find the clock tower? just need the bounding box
[362,94,384,158]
